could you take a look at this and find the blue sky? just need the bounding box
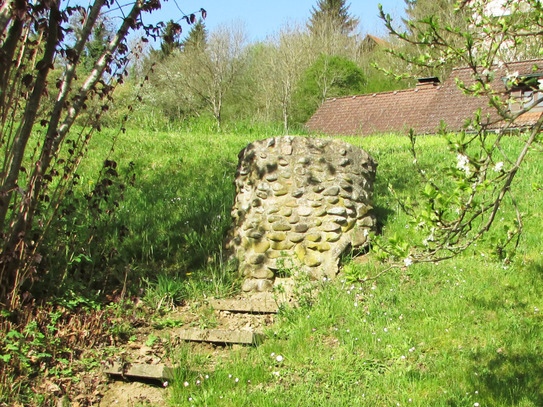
[140,0,407,42]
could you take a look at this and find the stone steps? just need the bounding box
[104,362,174,381]
[171,327,265,345]
[209,298,279,314]
[104,296,277,382]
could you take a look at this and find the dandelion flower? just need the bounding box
[276,355,284,362]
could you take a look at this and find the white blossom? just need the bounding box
[493,161,504,172]
[457,154,471,175]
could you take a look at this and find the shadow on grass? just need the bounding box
[472,350,543,405]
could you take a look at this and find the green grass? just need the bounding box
[129,131,542,407]
[13,123,541,406]
[167,260,542,406]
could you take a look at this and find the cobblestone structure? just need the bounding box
[226,136,377,292]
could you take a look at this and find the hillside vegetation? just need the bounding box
[3,126,541,405]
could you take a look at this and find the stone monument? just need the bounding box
[225,136,377,292]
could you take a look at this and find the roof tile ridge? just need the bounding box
[323,86,439,102]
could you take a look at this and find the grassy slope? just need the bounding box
[71,128,542,406]
[114,131,541,407]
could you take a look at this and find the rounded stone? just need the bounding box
[292,190,304,198]
[281,171,292,179]
[352,228,369,247]
[252,240,271,253]
[247,230,264,239]
[294,224,309,233]
[268,232,286,242]
[326,197,340,204]
[289,233,305,243]
[248,254,266,265]
[273,189,288,197]
[325,232,341,242]
[256,279,274,292]
[272,223,292,232]
[327,207,347,216]
[322,223,341,232]
[267,250,282,259]
[323,186,340,196]
[298,206,312,216]
[317,242,331,252]
[306,233,321,242]
[287,215,300,224]
[268,215,282,223]
[314,207,327,217]
[252,268,274,279]
[278,158,289,166]
[313,185,325,193]
[305,255,322,267]
[241,279,256,292]
[271,240,294,251]
[266,173,278,182]
[333,217,348,226]
[358,216,376,228]
[280,208,293,217]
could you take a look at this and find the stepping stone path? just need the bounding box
[99,279,302,406]
[103,280,297,387]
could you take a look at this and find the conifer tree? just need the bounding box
[159,20,183,59]
[308,0,359,36]
[182,19,207,52]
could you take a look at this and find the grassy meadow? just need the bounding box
[2,123,542,406]
[155,131,541,407]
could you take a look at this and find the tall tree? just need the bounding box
[149,23,248,127]
[182,18,207,51]
[308,0,359,36]
[159,20,183,59]
[260,25,312,131]
[292,54,366,124]
[307,0,360,58]
[400,0,471,77]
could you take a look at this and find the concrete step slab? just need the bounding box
[172,328,265,345]
[104,362,174,381]
[209,298,279,313]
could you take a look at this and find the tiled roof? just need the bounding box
[306,59,543,136]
